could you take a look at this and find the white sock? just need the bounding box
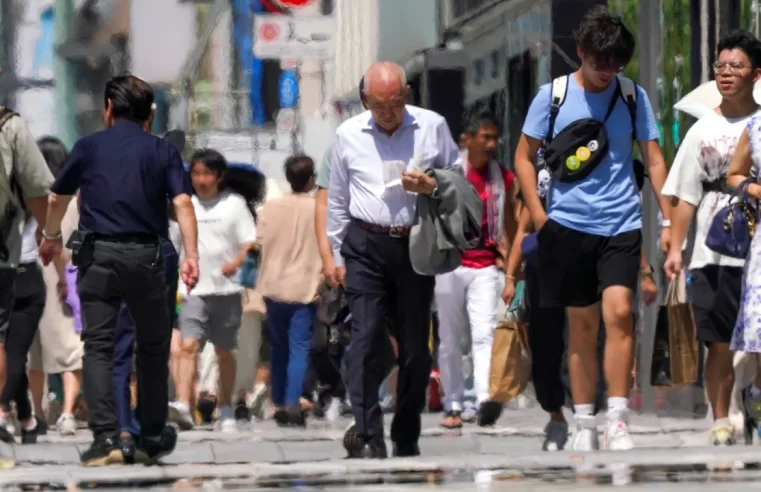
[24,417,37,431]
[607,397,629,414]
[174,401,190,414]
[751,385,761,399]
[574,403,594,417]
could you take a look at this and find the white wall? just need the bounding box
[129,0,196,84]
[377,0,439,65]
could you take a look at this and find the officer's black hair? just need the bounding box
[190,148,228,178]
[104,74,155,122]
[717,30,761,69]
[284,154,315,193]
[575,5,635,70]
[464,111,501,135]
[36,136,68,178]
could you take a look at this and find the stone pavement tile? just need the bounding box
[419,435,481,456]
[670,430,710,448]
[476,436,543,455]
[163,442,216,464]
[211,440,283,463]
[630,432,683,448]
[657,415,711,433]
[12,443,81,465]
[278,440,345,462]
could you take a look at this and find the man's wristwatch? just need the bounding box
[640,265,654,277]
[661,219,671,228]
[42,229,62,240]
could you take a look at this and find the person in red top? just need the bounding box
[435,112,516,429]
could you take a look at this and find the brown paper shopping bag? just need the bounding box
[489,318,529,402]
[664,278,699,387]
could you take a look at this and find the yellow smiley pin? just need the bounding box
[576,146,591,162]
[566,155,581,171]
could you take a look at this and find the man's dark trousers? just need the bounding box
[78,238,171,440]
[342,221,434,448]
[113,240,178,435]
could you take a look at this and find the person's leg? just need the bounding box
[465,265,501,426]
[597,229,641,451]
[1,264,46,442]
[207,294,243,431]
[342,223,391,457]
[536,220,601,452]
[433,268,467,428]
[0,268,17,406]
[120,242,174,461]
[113,303,137,437]
[173,296,208,430]
[283,304,316,424]
[76,246,124,465]
[264,300,289,411]
[389,237,436,456]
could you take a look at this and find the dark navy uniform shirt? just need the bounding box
[51,120,192,238]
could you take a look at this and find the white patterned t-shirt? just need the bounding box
[662,109,761,270]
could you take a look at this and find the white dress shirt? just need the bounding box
[327,106,460,267]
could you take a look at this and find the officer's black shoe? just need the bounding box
[20,420,39,445]
[343,423,387,459]
[0,426,15,444]
[34,415,48,436]
[477,401,502,427]
[357,442,388,459]
[392,441,420,458]
[118,433,137,464]
[135,425,177,466]
[80,436,125,467]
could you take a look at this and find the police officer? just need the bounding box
[39,75,199,467]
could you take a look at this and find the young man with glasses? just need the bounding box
[514,5,671,452]
[664,31,761,447]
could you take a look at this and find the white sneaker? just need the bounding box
[325,397,341,423]
[57,413,77,436]
[168,401,195,430]
[603,411,634,451]
[570,416,599,452]
[219,406,236,434]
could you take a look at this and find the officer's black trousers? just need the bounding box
[342,221,434,446]
[77,239,170,440]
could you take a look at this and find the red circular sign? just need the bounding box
[277,0,314,8]
[259,22,280,42]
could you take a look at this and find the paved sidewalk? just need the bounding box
[0,408,728,487]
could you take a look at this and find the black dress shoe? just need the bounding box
[343,423,387,459]
[135,425,177,466]
[477,401,502,427]
[358,442,388,459]
[118,434,137,464]
[392,441,420,458]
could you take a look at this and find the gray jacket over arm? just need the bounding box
[409,168,483,276]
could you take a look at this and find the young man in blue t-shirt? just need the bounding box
[513,5,672,453]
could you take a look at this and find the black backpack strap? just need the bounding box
[546,76,569,144]
[616,76,638,141]
[602,78,622,123]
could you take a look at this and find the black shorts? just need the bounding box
[537,219,642,308]
[689,265,742,344]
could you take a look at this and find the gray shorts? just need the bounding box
[179,294,243,350]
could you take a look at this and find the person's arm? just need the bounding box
[502,177,519,255]
[315,189,335,271]
[166,146,198,261]
[45,140,84,236]
[229,197,257,270]
[433,117,460,169]
[514,84,551,230]
[728,129,757,193]
[635,86,672,251]
[327,135,350,269]
[505,205,532,281]
[11,117,54,229]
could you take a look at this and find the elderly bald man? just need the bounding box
[327,62,459,458]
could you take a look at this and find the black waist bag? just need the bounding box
[543,78,623,183]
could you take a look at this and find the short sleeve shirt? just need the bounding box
[522,75,660,237]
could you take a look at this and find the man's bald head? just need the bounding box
[363,62,407,99]
[362,62,409,133]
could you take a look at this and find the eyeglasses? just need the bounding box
[713,62,748,74]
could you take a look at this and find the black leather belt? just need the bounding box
[353,219,411,238]
[93,233,158,245]
[17,262,38,273]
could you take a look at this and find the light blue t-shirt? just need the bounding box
[315,144,333,189]
[522,75,659,236]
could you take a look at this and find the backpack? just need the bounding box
[0,108,23,263]
[542,75,638,184]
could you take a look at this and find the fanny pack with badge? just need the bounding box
[542,75,638,183]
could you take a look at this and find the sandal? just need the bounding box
[440,410,463,429]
